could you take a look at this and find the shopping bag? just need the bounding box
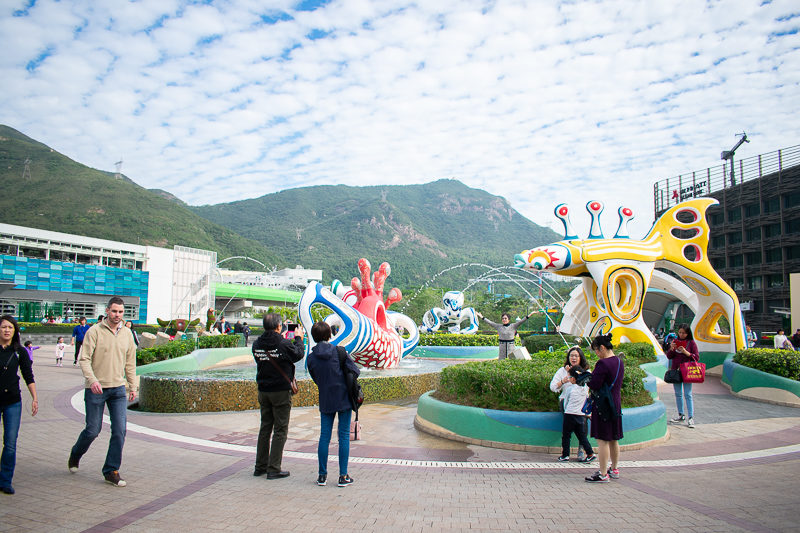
[680,361,706,383]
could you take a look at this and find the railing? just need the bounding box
[653,144,800,215]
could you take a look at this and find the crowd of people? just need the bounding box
[1,302,757,494]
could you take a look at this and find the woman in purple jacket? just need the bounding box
[665,323,700,428]
[585,333,624,483]
[306,321,360,488]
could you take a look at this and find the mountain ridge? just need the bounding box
[1,124,559,287]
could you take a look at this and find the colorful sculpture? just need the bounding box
[298,258,419,368]
[420,291,479,334]
[514,199,745,355]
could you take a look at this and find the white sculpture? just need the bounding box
[420,291,479,334]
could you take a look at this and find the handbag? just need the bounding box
[680,361,706,383]
[580,396,593,415]
[664,368,683,384]
[266,353,298,394]
[350,410,362,441]
[337,346,364,411]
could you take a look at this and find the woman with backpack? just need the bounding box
[584,333,624,483]
[0,315,38,495]
[306,321,360,488]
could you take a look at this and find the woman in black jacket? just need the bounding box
[0,315,38,495]
[306,321,360,488]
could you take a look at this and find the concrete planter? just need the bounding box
[722,357,800,407]
[415,392,667,452]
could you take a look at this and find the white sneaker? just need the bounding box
[670,415,685,423]
[687,417,695,428]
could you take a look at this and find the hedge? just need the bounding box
[522,334,582,353]
[733,348,800,382]
[17,322,160,334]
[419,333,499,346]
[434,347,653,412]
[136,335,241,365]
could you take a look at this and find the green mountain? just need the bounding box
[0,124,560,290]
[192,180,560,287]
[0,125,282,268]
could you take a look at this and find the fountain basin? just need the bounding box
[137,348,449,413]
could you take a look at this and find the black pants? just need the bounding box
[562,413,593,457]
[73,340,83,363]
[255,390,293,473]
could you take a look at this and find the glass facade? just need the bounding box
[0,254,148,322]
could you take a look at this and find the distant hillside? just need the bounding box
[193,180,560,286]
[0,125,282,268]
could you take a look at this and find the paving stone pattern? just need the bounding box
[1,346,799,532]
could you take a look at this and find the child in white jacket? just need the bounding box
[550,346,596,462]
[55,337,67,366]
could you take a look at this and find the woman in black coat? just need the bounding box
[306,321,360,488]
[0,315,38,495]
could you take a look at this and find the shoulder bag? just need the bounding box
[266,353,298,394]
[664,368,682,383]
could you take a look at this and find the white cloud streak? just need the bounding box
[1,0,799,239]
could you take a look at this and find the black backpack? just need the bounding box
[336,346,364,411]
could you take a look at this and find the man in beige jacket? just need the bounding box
[68,296,138,487]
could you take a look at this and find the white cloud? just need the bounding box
[1,0,799,240]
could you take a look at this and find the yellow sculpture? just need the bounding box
[515,199,745,355]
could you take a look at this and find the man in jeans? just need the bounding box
[68,296,138,487]
[252,313,304,479]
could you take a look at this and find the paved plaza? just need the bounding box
[2,346,800,532]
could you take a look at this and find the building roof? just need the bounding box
[213,282,301,304]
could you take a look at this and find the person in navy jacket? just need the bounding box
[306,321,360,488]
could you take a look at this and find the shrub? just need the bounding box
[434,349,654,412]
[419,333,499,346]
[522,334,583,353]
[617,343,658,366]
[136,334,240,366]
[733,348,800,381]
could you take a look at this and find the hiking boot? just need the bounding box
[687,417,695,428]
[607,468,620,479]
[338,474,354,487]
[317,474,327,486]
[670,414,685,423]
[580,454,597,463]
[104,471,127,487]
[557,455,570,462]
[68,454,80,473]
[584,471,609,483]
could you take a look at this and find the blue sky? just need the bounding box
[1,0,799,239]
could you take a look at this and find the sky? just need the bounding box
[2,0,799,239]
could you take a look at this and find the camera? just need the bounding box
[569,365,592,386]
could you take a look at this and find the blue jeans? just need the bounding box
[71,386,128,475]
[318,409,352,477]
[0,401,22,489]
[672,382,694,418]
